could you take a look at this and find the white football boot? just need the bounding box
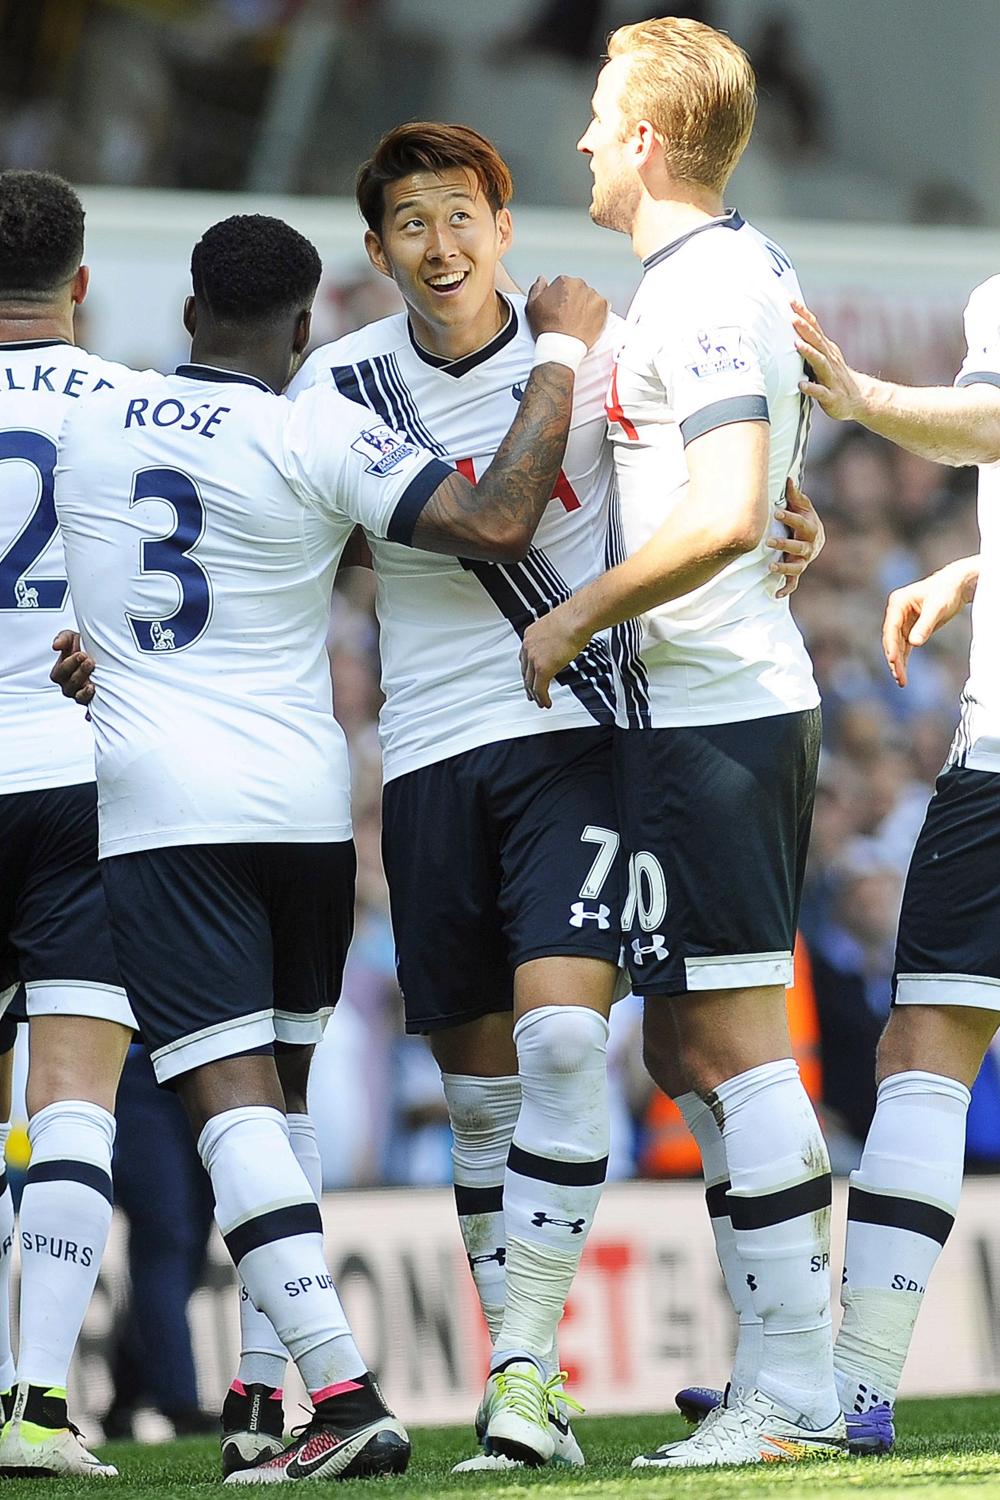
[632,1387,848,1469]
[452,1360,554,1472]
[0,1382,118,1478]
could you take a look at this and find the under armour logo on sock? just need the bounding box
[531,1211,586,1234]
[746,1273,758,1291]
[468,1248,506,1267]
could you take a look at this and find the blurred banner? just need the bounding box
[79,188,1000,383]
[60,1177,1000,1430]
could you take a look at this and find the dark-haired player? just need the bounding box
[53,211,607,1483]
[289,120,821,1471]
[0,170,137,1478]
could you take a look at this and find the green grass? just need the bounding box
[6,1396,1000,1498]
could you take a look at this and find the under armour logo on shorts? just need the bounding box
[569,902,611,929]
[531,1211,586,1234]
[631,934,668,965]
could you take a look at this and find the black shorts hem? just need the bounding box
[404,996,514,1036]
[509,942,621,969]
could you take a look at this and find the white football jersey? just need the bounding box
[291,295,630,782]
[0,340,134,795]
[949,276,1000,774]
[54,364,452,856]
[608,210,819,727]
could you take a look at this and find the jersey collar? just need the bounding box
[174,362,273,393]
[0,338,72,350]
[407,295,518,378]
[642,209,744,271]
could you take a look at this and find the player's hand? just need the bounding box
[51,630,96,705]
[520,601,591,709]
[792,300,869,422]
[526,275,609,350]
[882,559,977,688]
[766,476,825,598]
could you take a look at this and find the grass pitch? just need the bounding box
[5,1395,1000,1498]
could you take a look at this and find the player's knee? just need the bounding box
[515,1004,608,1076]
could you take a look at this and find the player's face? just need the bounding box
[367,169,513,355]
[578,57,642,234]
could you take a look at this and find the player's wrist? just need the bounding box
[532,332,588,375]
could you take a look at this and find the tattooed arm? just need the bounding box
[410,276,608,562]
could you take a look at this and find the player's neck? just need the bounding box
[630,188,725,263]
[408,290,508,364]
[187,339,287,394]
[0,305,75,345]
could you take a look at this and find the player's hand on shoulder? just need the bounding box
[526,275,609,350]
[882,557,978,688]
[766,476,825,598]
[50,630,96,706]
[792,299,868,422]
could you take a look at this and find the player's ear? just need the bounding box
[635,119,660,169]
[364,229,392,280]
[70,265,90,306]
[496,207,513,257]
[182,296,197,337]
[293,307,312,355]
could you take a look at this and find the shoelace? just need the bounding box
[543,1372,584,1419]
[677,1401,763,1456]
[492,1368,549,1427]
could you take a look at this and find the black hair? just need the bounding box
[190,214,322,326]
[0,170,84,297]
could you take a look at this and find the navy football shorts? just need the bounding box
[382,726,623,1033]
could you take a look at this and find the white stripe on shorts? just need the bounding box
[25,979,137,1030]
[895,972,1000,1011]
[684,950,794,991]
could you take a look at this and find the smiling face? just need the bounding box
[365,167,512,359]
[577,56,643,236]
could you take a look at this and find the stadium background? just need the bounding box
[2,0,1000,1437]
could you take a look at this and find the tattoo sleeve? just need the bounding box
[410,363,574,560]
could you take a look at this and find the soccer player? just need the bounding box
[519,18,843,1467]
[783,290,1000,1450]
[0,170,138,1478]
[285,120,821,1473]
[53,211,606,1484]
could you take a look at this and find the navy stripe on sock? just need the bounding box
[223,1200,322,1266]
[507,1142,608,1187]
[705,1179,731,1219]
[454,1183,504,1216]
[728,1172,831,1231]
[24,1158,113,1205]
[847,1184,954,1247]
[0,1168,7,1198]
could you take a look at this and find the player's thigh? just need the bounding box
[100,842,274,1088]
[265,840,357,1052]
[6,782,135,1031]
[890,766,1000,1086]
[614,709,820,1001]
[382,754,511,1037]
[26,1013,133,1115]
[430,1011,518,1077]
[499,727,622,1009]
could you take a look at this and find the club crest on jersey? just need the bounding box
[350,424,417,476]
[686,327,749,379]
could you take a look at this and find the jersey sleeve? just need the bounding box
[651,288,770,446]
[281,384,452,543]
[955,277,1000,389]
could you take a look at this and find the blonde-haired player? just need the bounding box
[521,16,843,1467]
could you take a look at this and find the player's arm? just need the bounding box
[882,554,980,688]
[520,419,769,707]
[793,300,1000,467]
[409,276,607,560]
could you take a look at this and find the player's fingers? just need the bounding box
[798,379,832,403]
[526,275,548,302]
[75,682,96,707]
[51,628,80,656]
[790,299,819,330]
[766,535,810,557]
[908,602,946,648]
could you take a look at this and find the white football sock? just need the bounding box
[199,1107,364,1396]
[676,1090,762,1399]
[496,1006,609,1363]
[17,1100,115,1389]
[235,1112,324,1391]
[718,1059,837,1427]
[835,1071,970,1412]
[0,1121,14,1392]
[442,1073,520,1344]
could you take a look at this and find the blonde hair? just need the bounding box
[607,16,756,192]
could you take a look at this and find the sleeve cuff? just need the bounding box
[680,394,769,446]
[956,370,1000,390]
[387,458,454,545]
